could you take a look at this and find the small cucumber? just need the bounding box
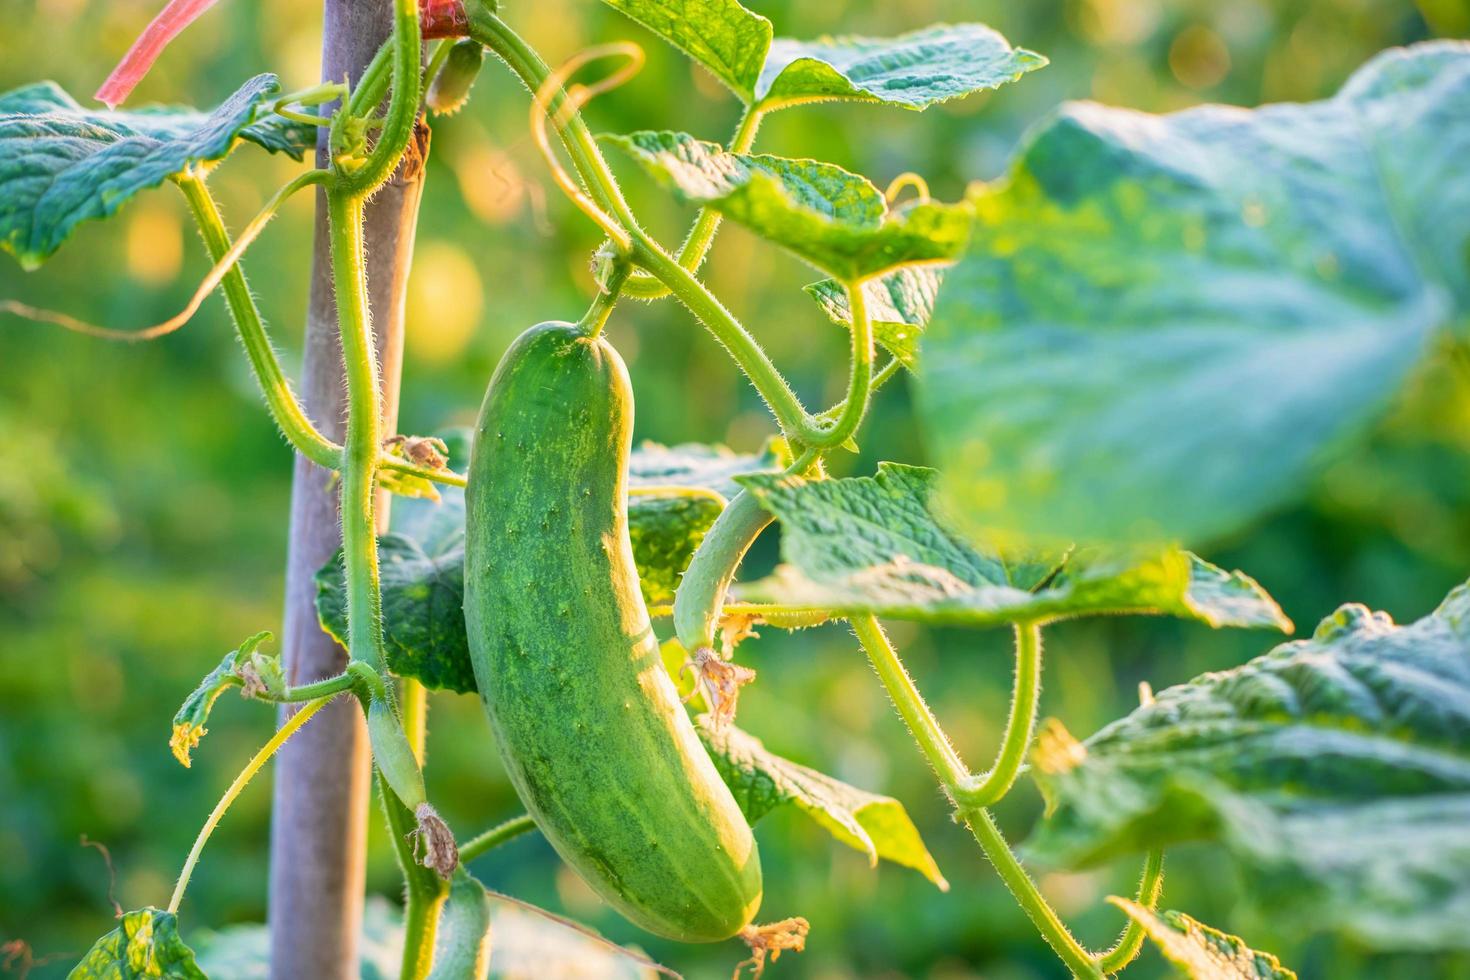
[464,322,762,942]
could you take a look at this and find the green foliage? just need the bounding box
[1027,582,1470,950]
[805,267,943,370]
[753,26,1046,112]
[918,41,1470,547]
[169,630,276,768]
[699,717,947,890]
[315,442,778,692]
[1108,898,1297,979]
[740,463,1290,630]
[599,0,1043,111]
[0,75,312,268]
[69,908,206,979]
[603,130,972,279]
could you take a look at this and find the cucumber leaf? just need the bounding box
[170,630,276,767]
[1108,899,1296,979]
[69,907,206,979]
[599,1,1042,111]
[0,74,313,269]
[805,267,945,370]
[918,41,1470,547]
[1024,583,1470,951]
[603,130,972,279]
[755,25,1046,112]
[598,0,772,102]
[698,716,947,890]
[738,464,1290,631]
[316,442,784,692]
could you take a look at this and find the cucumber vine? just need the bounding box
[3,0,1468,978]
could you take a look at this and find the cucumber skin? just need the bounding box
[464,322,762,943]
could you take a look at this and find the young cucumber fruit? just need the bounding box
[464,321,762,942]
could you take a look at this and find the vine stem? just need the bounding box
[953,622,1043,807]
[459,814,538,863]
[1097,849,1165,974]
[338,0,422,194]
[173,173,461,489]
[850,615,1102,978]
[329,191,388,673]
[169,695,333,914]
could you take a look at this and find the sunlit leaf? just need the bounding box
[599,0,771,101]
[755,25,1046,112]
[918,41,1470,546]
[603,130,971,279]
[1026,583,1470,950]
[0,75,313,268]
[316,443,783,691]
[738,464,1290,631]
[1109,899,1296,979]
[599,1,1042,111]
[699,717,947,889]
[805,267,944,369]
[69,908,206,979]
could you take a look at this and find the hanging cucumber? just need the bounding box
[464,321,762,943]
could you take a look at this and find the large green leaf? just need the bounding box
[599,0,772,102]
[599,1,1042,110]
[1026,583,1470,951]
[805,267,944,370]
[918,41,1470,547]
[70,908,206,979]
[738,463,1290,631]
[1109,899,1296,980]
[316,442,782,691]
[0,75,313,269]
[754,25,1046,112]
[603,130,971,279]
[699,716,947,889]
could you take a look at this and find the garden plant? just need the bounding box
[2,0,1468,977]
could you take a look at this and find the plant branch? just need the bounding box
[328,190,387,672]
[952,622,1043,807]
[459,814,538,863]
[169,695,332,914]
[1096,849,1165,975]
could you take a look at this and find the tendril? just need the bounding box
[529,43,645,251]
[884,172,931,205]
[0,169,328,342]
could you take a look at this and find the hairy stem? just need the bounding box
[851,616,1101,978]
[1097,850,1165,975]
[963,807,1104,978]
[175,173,462,489]
[459,814,538,863]
[170,696,332,914]
[174,173,341,470]
[953,622,1043,807]
[329,191,387,672]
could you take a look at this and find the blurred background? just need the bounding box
[2,0,1469,976]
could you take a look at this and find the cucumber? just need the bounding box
[464,322,762,943]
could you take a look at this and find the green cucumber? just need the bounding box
[464,321,762,943]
